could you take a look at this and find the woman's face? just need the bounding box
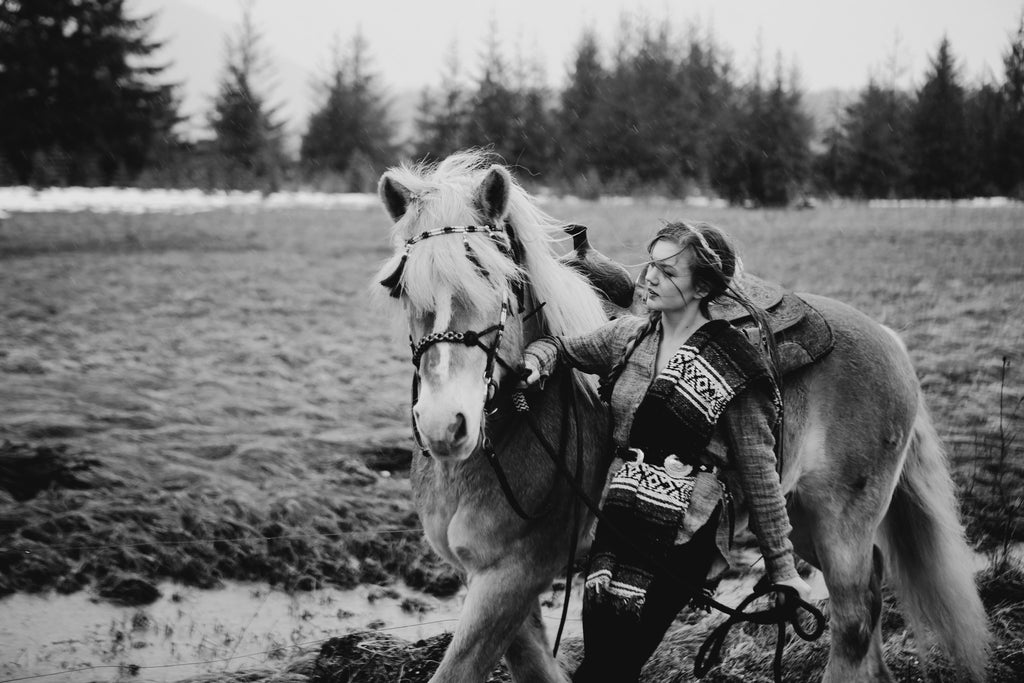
[644,239,704,314]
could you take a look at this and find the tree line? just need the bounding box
[2,1,1024,204]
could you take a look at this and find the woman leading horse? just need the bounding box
[373,150,988,682]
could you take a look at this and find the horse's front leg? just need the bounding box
[505,598,567,683]
[430,548,560,683]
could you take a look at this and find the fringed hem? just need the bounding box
[584,569,646,617]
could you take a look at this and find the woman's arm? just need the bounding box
[720,383,799,584]
[521,316,643,381]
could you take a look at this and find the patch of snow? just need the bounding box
[868,197,1022,209]
[0,186,379,215]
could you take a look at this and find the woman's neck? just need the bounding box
[660,304,708,340]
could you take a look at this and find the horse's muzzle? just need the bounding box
[413,404,477,459]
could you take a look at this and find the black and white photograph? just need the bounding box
[1,1,1022,681]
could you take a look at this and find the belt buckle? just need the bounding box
[663,454,694,479]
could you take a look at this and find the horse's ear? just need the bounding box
[379,174,413,222]
[474,165,512,224]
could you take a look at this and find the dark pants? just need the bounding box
[571,517,719,683]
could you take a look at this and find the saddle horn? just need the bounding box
[560,224,635,310]
[564,223,590,254]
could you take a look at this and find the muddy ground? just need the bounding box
[1,202,1022,680]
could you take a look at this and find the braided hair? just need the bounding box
[598,314,658,402]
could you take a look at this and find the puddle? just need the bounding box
[0,557,838,682]
[2,544,1009,682]
[0,580,584,682]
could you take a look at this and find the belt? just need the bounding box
[616,446,719,477]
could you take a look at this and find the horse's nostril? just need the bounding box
[452,413,467,442]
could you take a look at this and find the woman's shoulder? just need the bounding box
[589,313,652,340]
[702,319,769,370]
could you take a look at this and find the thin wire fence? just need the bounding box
[0,523,583,683]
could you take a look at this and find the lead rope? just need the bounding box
[554,370,584,657]
[694,576,825,680]
[506,371,584,658]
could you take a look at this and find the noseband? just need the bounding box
[410,291,514,414]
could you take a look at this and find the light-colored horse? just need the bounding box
[374,151,989,683]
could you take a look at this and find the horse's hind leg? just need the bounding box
[790,491,892,683]
[505,599,567,683]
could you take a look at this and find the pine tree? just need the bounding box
[508,40,553,177]
[908,37,970,198]
[0,0,179,184]
[301,29,396,189]
[621,21,687,184]
[464,24,518,162]
[583,18,688,189]
[558,29,606,179]
[209,1,284,189]
[413,42,465,162]
[712,53,811,206]
[839,79,912,197]
[1001,13,1024,196]
[678,29,734,189]
[966,80,1005,196]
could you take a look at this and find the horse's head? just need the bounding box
[376,158,531,460]
[374,152,608,461]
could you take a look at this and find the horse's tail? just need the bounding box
[879,393,990,681]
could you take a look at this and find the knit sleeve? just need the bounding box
[522,316,644,379]
[719,383,798,583]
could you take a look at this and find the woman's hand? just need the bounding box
[516,358,543,389]
[774,575,813,602]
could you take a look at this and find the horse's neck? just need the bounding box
[489,366,599,459]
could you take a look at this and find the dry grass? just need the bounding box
[1,201,1022,680]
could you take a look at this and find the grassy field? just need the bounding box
[0,201,1022,681]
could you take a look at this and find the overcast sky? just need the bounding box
[131,0,1024,139]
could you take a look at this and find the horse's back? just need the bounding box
[781,293,921,493]
[795,292,918,397]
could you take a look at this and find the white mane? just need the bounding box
[374,151,608,337]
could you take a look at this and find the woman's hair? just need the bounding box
[645,221,736,318]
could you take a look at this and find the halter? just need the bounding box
[387,223,537,457]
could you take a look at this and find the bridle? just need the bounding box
[381,223,539,458]
[410,292,513,415]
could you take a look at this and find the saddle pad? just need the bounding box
[708,274,785,322]
[769,296,835,374]
[709,275,835,375]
